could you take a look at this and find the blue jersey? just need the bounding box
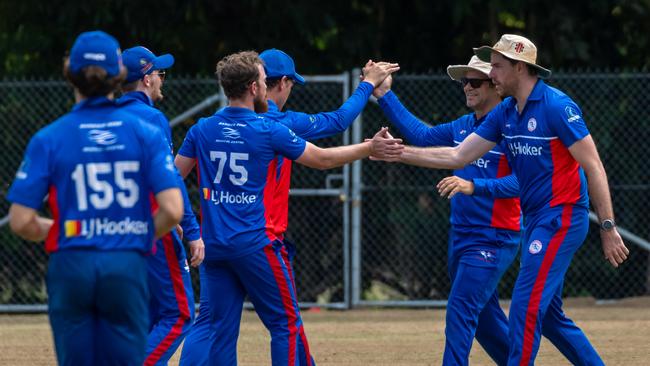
[475,80,590,216]
[379,91,521,231]
[8,97,178,253]
[117,91,201,241]
[261,81,374,236]
[177,107,307,260]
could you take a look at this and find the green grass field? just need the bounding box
[2,297,649,365]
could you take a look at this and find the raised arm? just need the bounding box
[375,75,454,147]
[287,61,399,140]
[568,135,628,267]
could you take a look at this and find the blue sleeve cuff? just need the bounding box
[472,178,488,196]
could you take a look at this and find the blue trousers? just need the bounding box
[180,240,314,366]
[144,231,195,366]
[508,205,603,365]
[443,226,520,366]
[46,250,149,366]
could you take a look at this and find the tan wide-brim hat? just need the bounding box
[473,34,552,79]
[446,56,492,81]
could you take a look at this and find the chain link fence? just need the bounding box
[1,71,649,311]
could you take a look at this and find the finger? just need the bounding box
[622,244,630,256]
[607,257,618,267]
[364,138,372,142]
[447,187,460,199]
[439,182,455,197]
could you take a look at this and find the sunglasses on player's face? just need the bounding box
[460,77,490,88]
[154,70,166,81]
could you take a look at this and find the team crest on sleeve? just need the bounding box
[15,157,30,179]
[528,240,543,254]
[527,118,537,132]
[565,106,581,122]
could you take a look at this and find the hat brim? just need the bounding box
[293,72,306,85]
[473,46,552,79]
[152,54,174,70]
[446,65,490,81]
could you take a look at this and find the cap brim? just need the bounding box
[473,46,552,79]
[153,54,174,70]
[293,72,306,85]
[446,65,489,81]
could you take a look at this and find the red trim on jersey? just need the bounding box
[195,159,203,237]
[280,246,313,365]
[520,205,573,366]
[271,158,293,237]
[264,245,298,366]
[45,186,60,253]
[490,155,521,231]
[263,159,279,242]
[144,234,192,366]
[549,140,581,207]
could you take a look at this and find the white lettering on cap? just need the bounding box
[83,53,107,61]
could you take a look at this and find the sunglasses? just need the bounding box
[155,70,166,81]
[460,77,491,88]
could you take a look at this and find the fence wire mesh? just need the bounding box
[0,72,649,310]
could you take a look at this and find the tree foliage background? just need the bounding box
[1,0,649,77]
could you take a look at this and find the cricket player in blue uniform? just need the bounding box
[372,34,629,365]
[179,49,398,366]
[374,56,520,365]
[174,51,401,365]
[7,31,183,365]
[118,45,205,366]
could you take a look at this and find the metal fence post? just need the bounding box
[350,67,362,307]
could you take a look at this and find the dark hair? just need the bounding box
[215,51,262,100]
[120,80,139,93]
[63,58,126,97]
[265,77,282,89]
[505,57,538,76]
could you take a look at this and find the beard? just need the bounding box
[253,95,268,113]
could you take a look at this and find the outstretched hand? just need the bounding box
[362,60,400,88]
[368,127,403,162]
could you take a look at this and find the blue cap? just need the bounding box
[259,49,305,85]
[122,46,175,83]
[69,31,122,77]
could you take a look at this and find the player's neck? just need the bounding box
[266,90,284,110]
[228,97,255,111]
[514,77,538,114]
[74,90,113,103]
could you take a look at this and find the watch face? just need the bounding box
[602,220,615,230]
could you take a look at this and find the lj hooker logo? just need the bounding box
[64,218,148,239]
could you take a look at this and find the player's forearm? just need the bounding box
[316,141,372,170]
[321,81,374,134]
[178,178,201,241]
[398,146,465,169]
[9,205,53,241]
[153,188,183,238]
[585,162,615,221]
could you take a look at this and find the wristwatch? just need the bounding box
[600,219,616,232]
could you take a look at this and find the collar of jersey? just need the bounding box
[221,106,258,117]
[72,96,114,111]
[120,91,154,106]
[266,99,280,113]
[527,79,546,101]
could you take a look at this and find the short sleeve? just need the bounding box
[7,133,51,209]
[474,103,505,143]
[547,100,590,147]
[141,125,179,194]
[177,123,198,159]
[270,123,307,161]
